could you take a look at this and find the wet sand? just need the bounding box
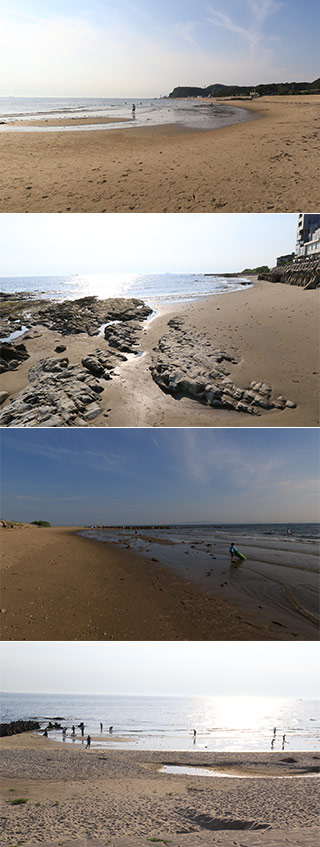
[1,279,319,427]
[0,525,317,641]
[95,528,318,641]
[1,733,319,846]
[0,96,319,212]
[4,116,133,128]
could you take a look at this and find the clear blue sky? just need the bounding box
[0,214,297,275]
[1,428,318,525]
[0,1,319,96]
[1,642,319,698]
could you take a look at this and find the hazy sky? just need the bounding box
[0,214,297,276]
[1,641,319,698]
[0,1,319,96]
[1,428,318,525]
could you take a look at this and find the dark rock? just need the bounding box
[150,318,296,416]
[55,344,66,353]
[0,341,29,372]
[0,719,40,737]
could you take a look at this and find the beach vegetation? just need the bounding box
[8,798,28,806]
[35,802,41,806]
[53,800,59,806]
[241,266,269,274]
[31,520,51,527]
[148,840,171,844]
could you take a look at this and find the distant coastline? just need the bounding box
[169,78,320,98]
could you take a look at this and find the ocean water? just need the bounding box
[1,693,319,753]
[0,96,255,133]
[0,273,252,305]
[82,523,320,543]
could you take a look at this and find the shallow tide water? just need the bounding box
[1,693,319,753]
[0,96,256,133]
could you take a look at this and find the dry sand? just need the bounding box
[0,524,283,641]
[0,96,319,212]
[1,279,319,427]
[1,733,319,846]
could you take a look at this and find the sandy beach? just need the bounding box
[0,525,318,641]
[1,279,319,427]
[1,732,319,846]
[0,96,319,212]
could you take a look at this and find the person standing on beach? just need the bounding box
[132,103,136,117]
[229,543,236,563]
[79,722,85,737]
[100,722,103,732]
[109,725,113,733]
[86,735,91,749]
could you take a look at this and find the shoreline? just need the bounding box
[1,280,319,427]
[1,735,319,846]
[0,524,318,641]
[0,95,319,211]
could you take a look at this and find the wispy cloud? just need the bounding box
[173,21,198,45]
[207,0,283,52]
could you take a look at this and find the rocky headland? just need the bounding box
[150,318,296,415]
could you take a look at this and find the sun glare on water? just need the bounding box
[66,273,141,299]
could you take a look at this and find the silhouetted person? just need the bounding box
[109,726,113,733]
[86,735,91,749]
[100,722,103,732]
[79,722,85,737]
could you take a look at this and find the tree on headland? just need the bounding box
[31,520,51,527]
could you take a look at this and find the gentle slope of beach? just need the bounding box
[1,733,319,846]
[1,525,318,640]
[0,96,319,212]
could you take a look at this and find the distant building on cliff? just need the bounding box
[296,214,320,257]
[276,253,295,267]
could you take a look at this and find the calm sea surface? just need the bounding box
[0,97,255,133]
[82,523,320,543]
[1,693,319,753]
[0,273,252,305]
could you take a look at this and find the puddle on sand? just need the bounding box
[160,765,319,779]
[1,325,30,342]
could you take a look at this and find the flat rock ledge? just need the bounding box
[104,319,144,353]
[150,319,296,416]
[0,350,125,427]
[0,293,152,339]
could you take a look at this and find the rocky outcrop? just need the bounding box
[260,256,320,289]
[34,296,152,335]
[0,351,124,427]
[150,318,296,415]
[0,719,40,737]
[0,341,29,373]
[104,320,143,353]
[0,293,152,338]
